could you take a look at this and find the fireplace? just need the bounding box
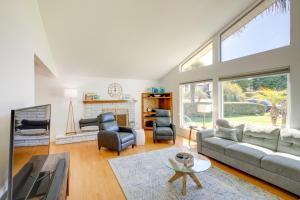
[102,108,129,127]
[82,100,136,128]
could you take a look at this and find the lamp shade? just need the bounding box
[64,88,78,98]
[197,103,212,113]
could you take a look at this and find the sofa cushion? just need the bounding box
[277,128,300,157]
[215,127,238,142]
[202,137,236,154]
[225,143,273,167]
[242,125,280,151]
[216,119,244,142]
[119,132,135,144]
[261,152,300,182]
[155,127,173,136]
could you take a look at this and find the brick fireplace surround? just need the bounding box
[83,101,135,127]
[56,100,137,144]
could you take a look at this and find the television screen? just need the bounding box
[8,104,51,200]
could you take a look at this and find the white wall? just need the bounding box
[35,71,158,140]
[159,0,300,138]
[0,0,55,197]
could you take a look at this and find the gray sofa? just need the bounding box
[197,119,300,196]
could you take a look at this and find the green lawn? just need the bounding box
[225,114,271,125]
[184,113,286,128]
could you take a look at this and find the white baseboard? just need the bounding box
[55,131,98,144]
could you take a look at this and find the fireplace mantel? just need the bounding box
[83,99,137,104]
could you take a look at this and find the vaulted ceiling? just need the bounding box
[38,0,256,80]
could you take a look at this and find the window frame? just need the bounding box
[180,40,213,72]
[219,0,291,62]
[179,80,214,129]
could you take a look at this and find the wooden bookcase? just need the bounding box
[141,92,173,130]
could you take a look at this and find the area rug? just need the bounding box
[108,147,280,200]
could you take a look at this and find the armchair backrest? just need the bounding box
[98,112,119,132]
[155,109,171,127]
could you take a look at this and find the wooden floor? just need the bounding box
[48,131,298,200]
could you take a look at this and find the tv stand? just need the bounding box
[13,153,70,200]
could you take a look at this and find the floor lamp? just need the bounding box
[197,103,212,129]
[65,88,78,135]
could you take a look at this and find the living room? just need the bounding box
[1,0,300,199]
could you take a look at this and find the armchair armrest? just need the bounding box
[196,129,214,154]
[119,127,136,143]
[119,126,134,134]
[98,130,121,151]
[153,121,157,141]
[170,123,176,135]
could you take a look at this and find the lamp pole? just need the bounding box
[64,88,78,135]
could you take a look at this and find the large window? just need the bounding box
[221,72,289,127]
[181,42,213,72]
[181,81,213,128]
[221,0,290,62]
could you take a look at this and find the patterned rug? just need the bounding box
[109,147,280,200]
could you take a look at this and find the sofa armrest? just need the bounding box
[98,131,121,151]
[196,129,214,153]
[198,129,214,139]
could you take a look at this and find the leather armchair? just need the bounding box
[97,112,136,155]
[153,109,176,144]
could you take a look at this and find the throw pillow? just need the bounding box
[215,127,239,142]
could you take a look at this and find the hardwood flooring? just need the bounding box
[45,131,298,200]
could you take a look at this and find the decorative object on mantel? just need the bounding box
[84,92,100,101]
[64,88,78,135]
[108,82,123,99]
[83,99,137,104]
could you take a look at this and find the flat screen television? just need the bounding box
[7,104,51,200]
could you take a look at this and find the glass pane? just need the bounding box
[221,0,290,62]
[181,82,213,128]
[222,74,288,127]
[181,43,213,72]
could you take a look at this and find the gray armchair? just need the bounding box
[153,109,176,144]
[97,112,136,155]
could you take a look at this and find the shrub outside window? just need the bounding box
[180,81,213,128]
[221,73,289,127]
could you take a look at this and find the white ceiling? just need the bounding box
[38,0,256,80]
